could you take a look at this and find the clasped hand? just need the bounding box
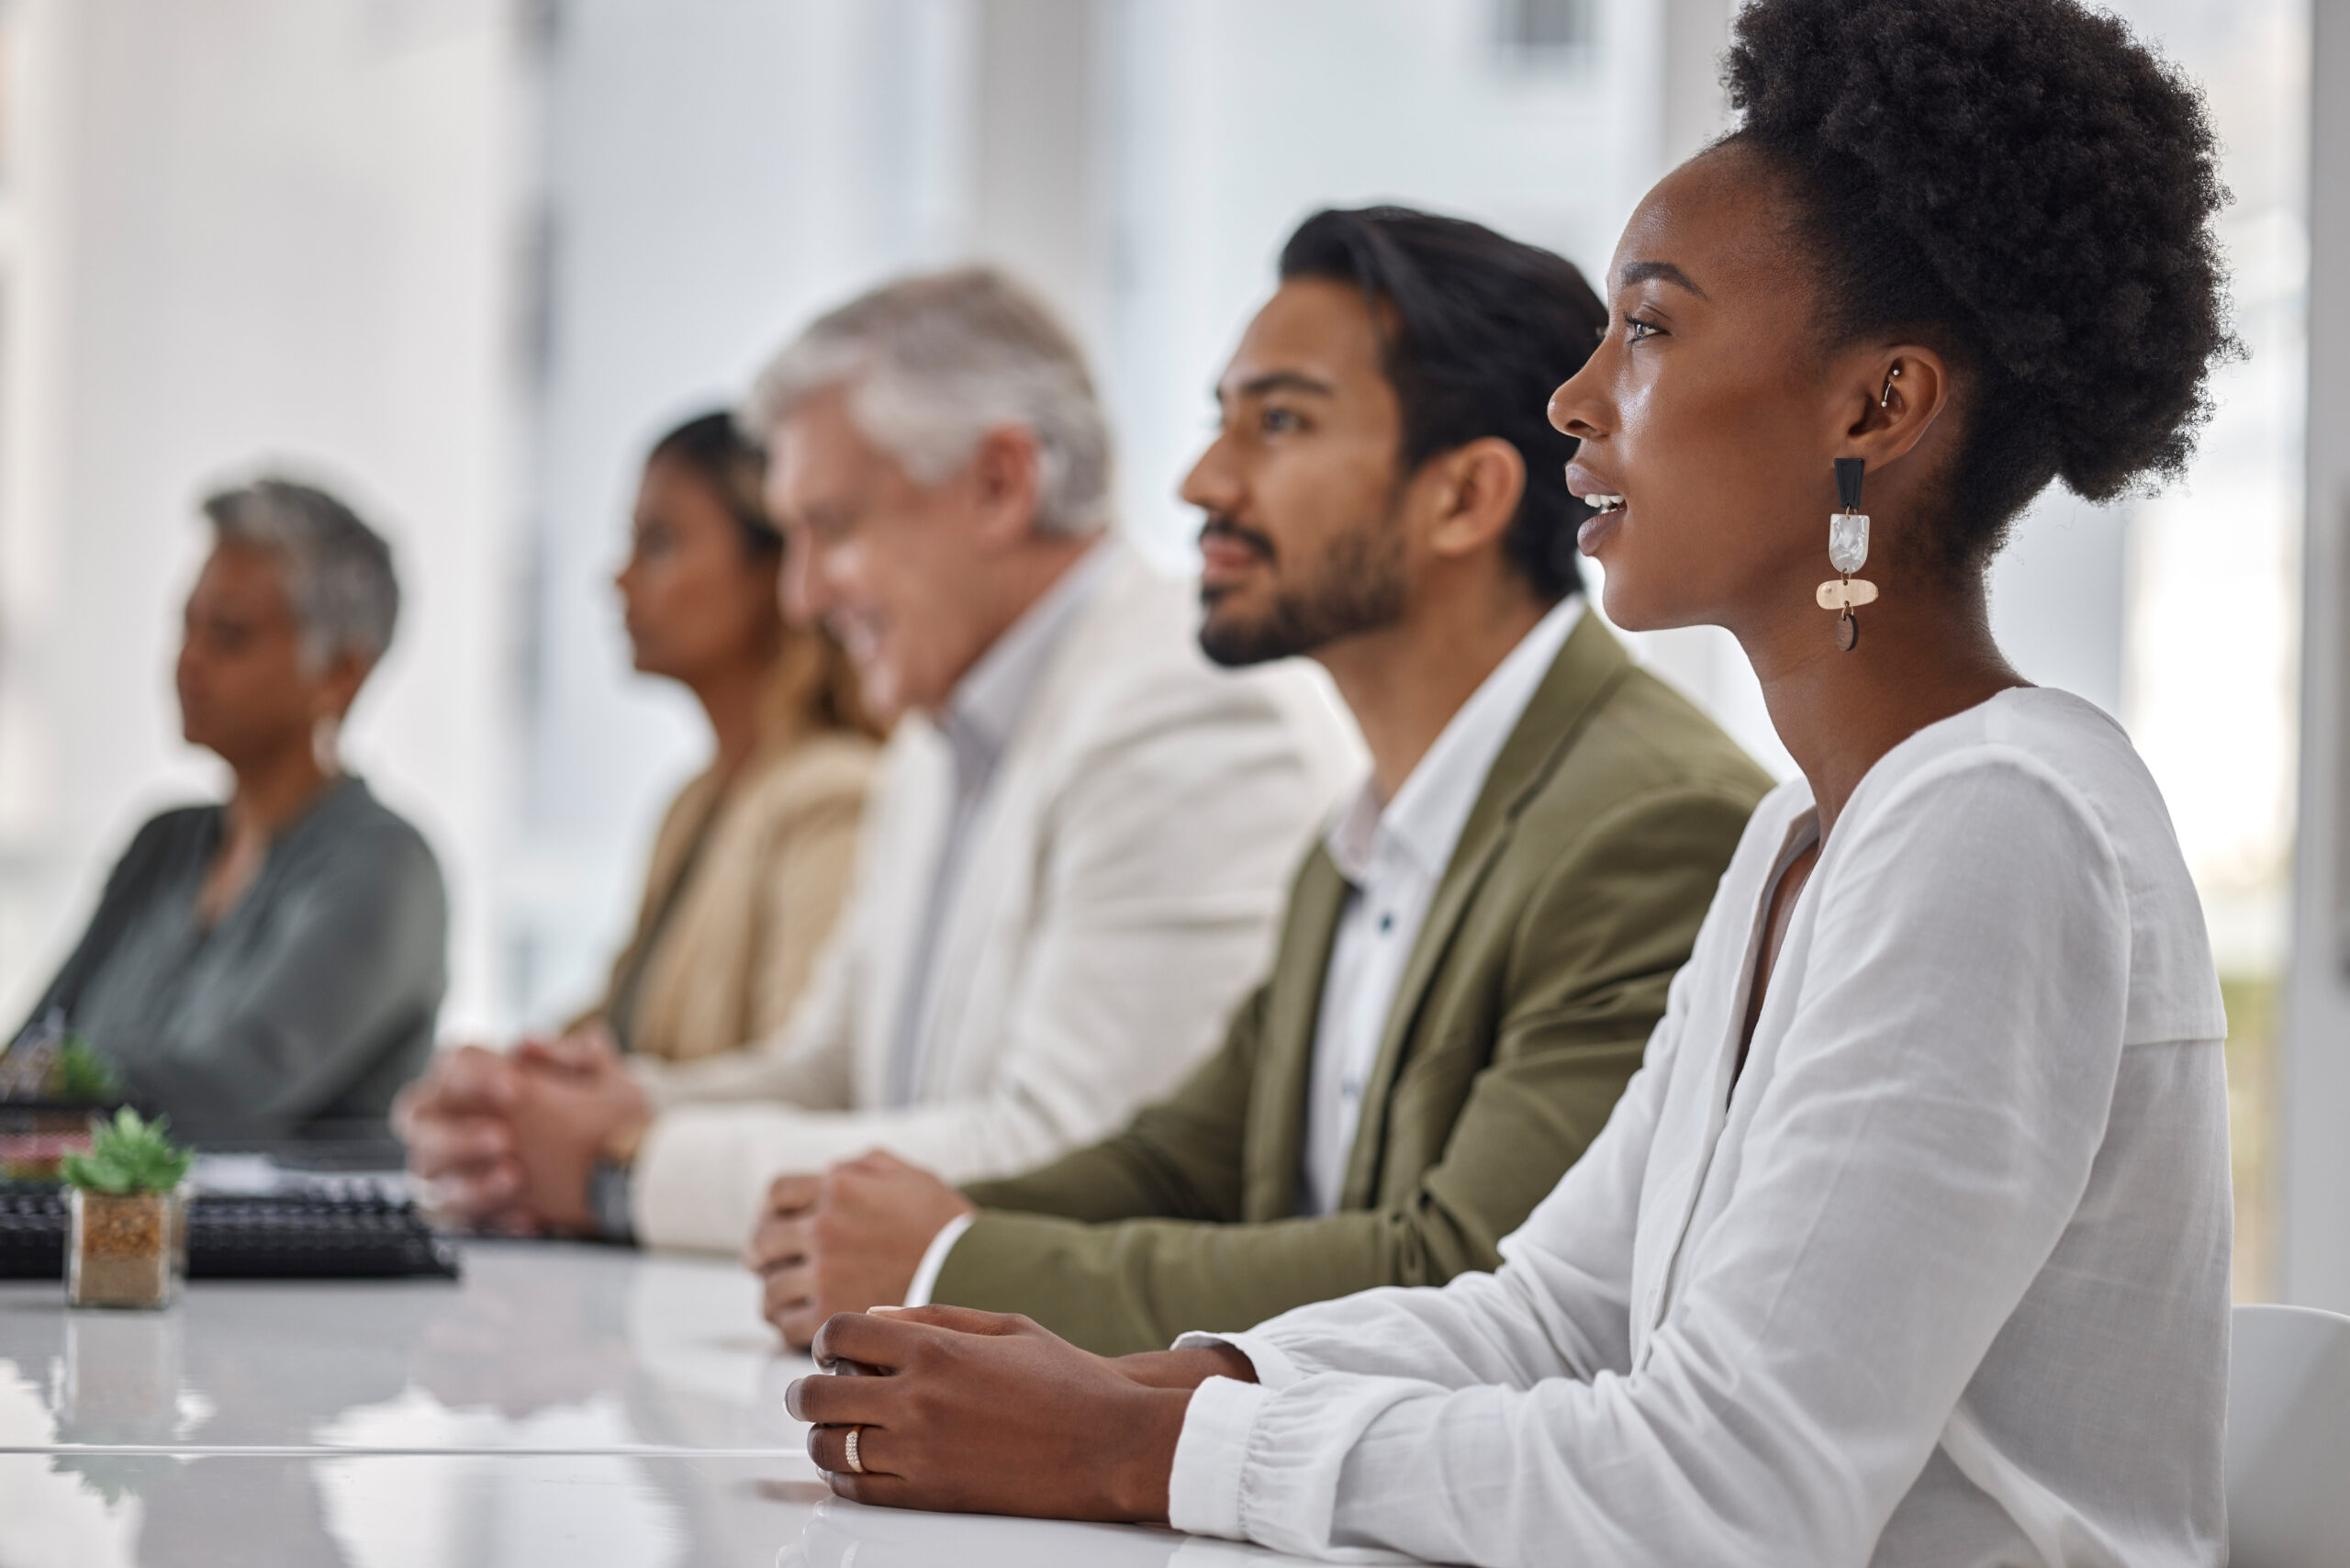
[785,1305,1254,1520]
[394,1027,650,1234]
[744,1149,977,1347]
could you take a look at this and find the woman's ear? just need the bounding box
[1841,345,1952,470]
[312,651,373,724]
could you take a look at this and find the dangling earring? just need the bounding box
[312,713,343,775]
[1817,456,1877,652]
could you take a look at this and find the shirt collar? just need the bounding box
[934,539,1116,777]
[1326,594,1584,886]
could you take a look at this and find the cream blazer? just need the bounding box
[632,542,1361,1252]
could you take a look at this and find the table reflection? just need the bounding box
[0,1241,811,1455]
[0,1442,1342,1566]
[783,1498,1187,1568]
[780,1497,1353,1567]
[43,1312,212,1529]
[0,1244,1337,1567]
[0,1243,819,1565]
[0,1453,819,1568]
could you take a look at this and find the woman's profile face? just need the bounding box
[615,452,784,686]
[175,543,323,762]
[1550,145,1858,640]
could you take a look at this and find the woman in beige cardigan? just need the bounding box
[581,410,880,1071]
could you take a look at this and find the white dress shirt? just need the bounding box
[1169,688,2231,1567]
[1297,595,1582,1215]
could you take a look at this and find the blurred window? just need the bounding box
[2101,0,2308,1304]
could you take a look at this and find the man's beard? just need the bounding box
[1197,507,1409,667]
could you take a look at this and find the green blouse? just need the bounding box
[22,778,447,1145]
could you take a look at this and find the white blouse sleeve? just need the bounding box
[1168,754,2135,1566]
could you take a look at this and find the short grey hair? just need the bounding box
[202,478,401,669]
[741,266,1113,538]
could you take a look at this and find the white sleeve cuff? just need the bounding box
[903,1211,976,1307]
[1171,1328,1305,1392]
[1166,1374,1269,1540]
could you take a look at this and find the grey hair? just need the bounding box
[202,478,401,669]
[741,266,1113,538]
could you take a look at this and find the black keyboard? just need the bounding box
[0,1183,460,1281]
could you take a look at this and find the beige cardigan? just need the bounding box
[590,729,878,1070]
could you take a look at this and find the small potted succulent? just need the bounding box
[62,1109,193,1310]
[0,1012,125,1180]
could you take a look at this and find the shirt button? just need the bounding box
[1378,912,1394,934]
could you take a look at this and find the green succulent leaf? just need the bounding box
[61,1108,193,1194]
[53,1036,121,1103]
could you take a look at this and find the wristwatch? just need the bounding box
[588,1114,648,1244]
[588,1159,636,1244]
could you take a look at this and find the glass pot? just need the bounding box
[66,1186,188,1310]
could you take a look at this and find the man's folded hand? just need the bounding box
[745,1150,976,1348]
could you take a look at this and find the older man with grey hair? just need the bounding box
[403,267,1358,1253]
[20,476,447,1144]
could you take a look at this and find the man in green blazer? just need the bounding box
[744,207,1771,1356]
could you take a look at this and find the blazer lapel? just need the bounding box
[1335,612,1635,1209]
[893,543,1141,1097]
[1241,848,1351,1222]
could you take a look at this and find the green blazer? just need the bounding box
[938,613,1773,1355]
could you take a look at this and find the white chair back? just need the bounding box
[2226,1302,2350,1568]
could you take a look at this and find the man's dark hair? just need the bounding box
[1279,207,1607,600]
[1725,0,2232,580]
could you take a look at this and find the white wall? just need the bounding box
[1101,0,1664,578]
[0,0,522,1033]
[508,0,978,1022]
[499,0,1799,1026]
[1095,0,1809,770]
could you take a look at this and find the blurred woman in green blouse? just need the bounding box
[21,479,445,1144]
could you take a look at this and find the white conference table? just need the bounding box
[0,1240,1328,1567]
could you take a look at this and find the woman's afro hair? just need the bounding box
[1724,0,2234,577]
